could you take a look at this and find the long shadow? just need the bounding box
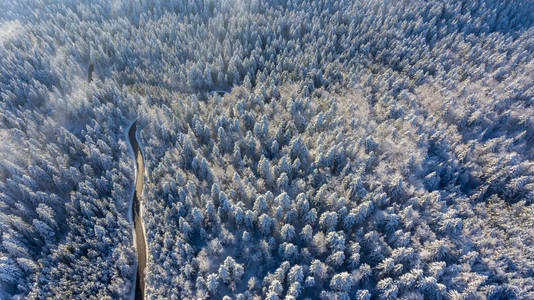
[128,121,146,300]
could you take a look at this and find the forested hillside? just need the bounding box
[1,0,533,299]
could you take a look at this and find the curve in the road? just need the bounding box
[128,121,146,300]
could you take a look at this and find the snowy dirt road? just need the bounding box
[128,121,146,300]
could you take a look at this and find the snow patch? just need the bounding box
[0,20,22,45]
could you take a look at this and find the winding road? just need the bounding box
[128,121,146,300]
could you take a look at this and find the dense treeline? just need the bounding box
[0,0,533,299]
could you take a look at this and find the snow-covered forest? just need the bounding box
[1,0,533,299]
